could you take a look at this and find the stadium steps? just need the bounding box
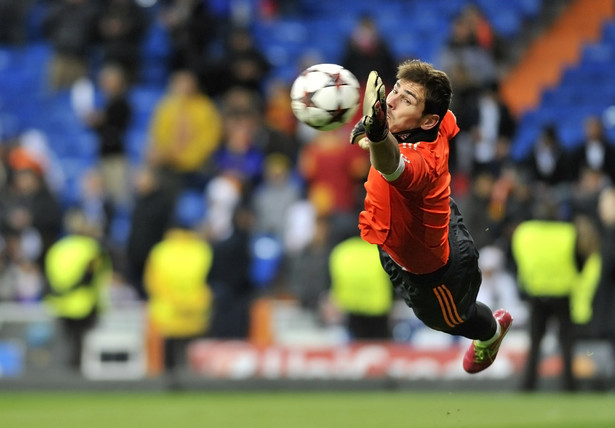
[500,0,615,118]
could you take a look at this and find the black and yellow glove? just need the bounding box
[362,70,388,142]
[349,120,366,144]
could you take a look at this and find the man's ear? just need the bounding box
[420,114,440,130]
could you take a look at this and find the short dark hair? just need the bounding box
[396,60,452,120]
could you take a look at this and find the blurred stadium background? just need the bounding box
[1,0,615,399]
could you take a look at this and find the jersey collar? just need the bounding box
[394,126,439,144]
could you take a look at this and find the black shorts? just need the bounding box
[378,198,482,333]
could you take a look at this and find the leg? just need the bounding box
[163,337,185,390]
[521,297,549,391]
[453,301,497,340]
[555,297,576,391]
[347,314,390,340]
[60,311,98,371]
[378,214,496,340]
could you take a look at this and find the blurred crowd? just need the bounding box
[0,0,614,386]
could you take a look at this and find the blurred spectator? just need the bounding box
[203,174,242,243]
[264,79,298,139]
[43,208,112,371]
[589,187,615,387]
[567,115,615,185]
[512,211,601,392]
[477,245,528,326]
[283,198,317,257]
[159,0,219,76]
[126,166,175,300]
[17,129,66,197]
[438,14,497,87]
[328,235,393,340]
[83,63,133,212]
[1,157,62,267]
[568,167,607,223]
[445,62,480,149]
[341,14,398,87]
[43,0,101,90]
[211,89,268,190]
[488,164,534,248]
[251,153,301,241]
[298,129,369,245]
[437,13,497,140]
[460,3,495,53]
[570,215,602,329]
[223,86,299,164]
[204,26,271,97]
[470,81,517,177]
[0,226,44,302]
[339,14,398,135]
[519,123,571,187]
[458,171,498,250]
[97,0,147,82]
[459,2,511,65]
[287,212,331,311]
[76,168,113,243]
[251,179,291,289]
[0,0,34,44]
[204,174,254,339]
[146,70,223,194]
[143,201,213,386]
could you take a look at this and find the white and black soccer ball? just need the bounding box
[290,63,360,131]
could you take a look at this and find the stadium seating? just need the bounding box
[0,0,554,203]
[511,15,615,160]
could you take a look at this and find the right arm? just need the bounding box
[365,132,401,176]
[355,132,402,177]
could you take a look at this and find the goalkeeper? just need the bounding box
[351,59,512,374]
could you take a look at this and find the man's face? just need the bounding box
[386,79,432,134]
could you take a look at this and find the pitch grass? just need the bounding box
[0,391,613,428]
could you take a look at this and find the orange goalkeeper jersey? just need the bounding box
[358,110,459,274]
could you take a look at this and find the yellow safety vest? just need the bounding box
[329,237,392,316]
[144,229,213,338]
[512,221,579,297]
[44,235,111,319]
[511,220,601,324]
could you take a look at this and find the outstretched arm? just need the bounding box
[356,133,400,176]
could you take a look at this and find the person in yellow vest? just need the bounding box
[329,235,393,339]
[44,210,112,371]
[511,214,601,391]
[143,194,213,385]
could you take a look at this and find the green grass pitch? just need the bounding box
[0,391,613,428]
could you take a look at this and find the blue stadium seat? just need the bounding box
[602,21,615,43]
[250,234,283,289]
[519,0,542,18]
[489,11,522,39]
[510,125,541,161]
[130,86,163,113]
[173,190,207,229]
[582,42,615,63]
[125,129,148,166]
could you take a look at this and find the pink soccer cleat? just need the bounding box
[463,309,513,374]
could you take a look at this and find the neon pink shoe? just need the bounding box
[463,309,513,374]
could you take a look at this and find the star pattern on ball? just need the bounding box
[330,72,345,88]
[328,107,351,124]
[300,89,315,108]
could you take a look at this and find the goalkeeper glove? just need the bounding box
[362,70,388,142]
[349,120,366,144]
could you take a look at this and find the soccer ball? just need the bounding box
[290,63,360,131]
